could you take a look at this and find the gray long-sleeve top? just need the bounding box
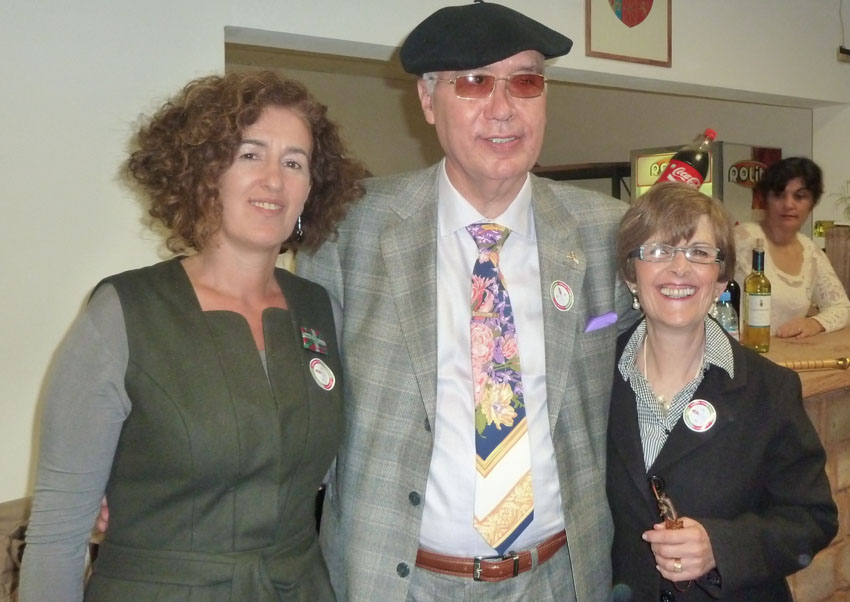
[20,285,130,602]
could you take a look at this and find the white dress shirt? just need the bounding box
[418,162,566,556]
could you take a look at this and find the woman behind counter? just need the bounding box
[735,157,850,338]
[609,183,836,601]
[20,71,365,602]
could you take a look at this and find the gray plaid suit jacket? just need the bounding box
[297,163,635,602]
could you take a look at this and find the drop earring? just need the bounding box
[708,295,719,316]
[631,289,641,311]
[295,215,304,243]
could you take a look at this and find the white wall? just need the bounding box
[814,105,850,226]
[2,0,849,502]
[0,0,228,501]
[225,0,850,105]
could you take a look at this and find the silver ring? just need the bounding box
[673,558,683,573]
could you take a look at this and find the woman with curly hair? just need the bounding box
[20,71,366,602]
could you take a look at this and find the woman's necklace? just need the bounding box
[642,335,704,418]
[643,337,672,416]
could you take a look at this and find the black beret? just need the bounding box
[400,1,573,75]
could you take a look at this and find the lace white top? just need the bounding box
[734,222,850,334]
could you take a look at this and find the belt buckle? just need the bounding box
[472,552,520,581]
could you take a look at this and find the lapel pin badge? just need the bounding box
[550,280,574,312]
[309,358,336,391]
[301,327,328,355]
[683,399,716,433]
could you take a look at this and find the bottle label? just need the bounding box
[746,293,771,327]
[659,160,703,188]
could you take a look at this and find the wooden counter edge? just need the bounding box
[762,327,850,398]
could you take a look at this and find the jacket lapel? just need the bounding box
[532,179,587,434]
[609,371,656,503]
[379,168,440,426]
[649,340,749,475]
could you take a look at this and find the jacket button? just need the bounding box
[409,491,421,506]
[424,417,431,432]
[660,590,675,602]
[396,562,410,578]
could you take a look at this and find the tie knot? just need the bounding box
[467,223,510,252]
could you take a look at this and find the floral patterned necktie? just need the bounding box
[467,223,534,554]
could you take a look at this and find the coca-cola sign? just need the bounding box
[728,160,766,189]
[608,0,654,27]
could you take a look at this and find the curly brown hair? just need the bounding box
[128,70,366,253]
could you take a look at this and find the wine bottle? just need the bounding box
[741,239,771,352]
[725,279,740,318]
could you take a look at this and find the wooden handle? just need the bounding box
[777,357,850,371]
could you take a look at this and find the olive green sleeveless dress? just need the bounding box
[84,258,343,602]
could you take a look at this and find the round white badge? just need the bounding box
[550,281,574,312]
[683,399,716,432]
[309,358,336,391]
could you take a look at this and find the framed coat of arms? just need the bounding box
[585,0,671,67]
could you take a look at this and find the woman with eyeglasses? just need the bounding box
[607,183,836,602]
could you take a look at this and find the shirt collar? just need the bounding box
[436,159,534,240]
[618,315,735,382]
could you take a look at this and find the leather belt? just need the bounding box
[415,530,566,582]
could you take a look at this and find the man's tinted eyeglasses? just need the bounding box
[433,73,547,100]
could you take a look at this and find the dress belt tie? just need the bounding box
[93,531,319,602]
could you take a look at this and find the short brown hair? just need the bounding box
[755,156,823,206]
[617,183,735,284]
[128,71,366,253]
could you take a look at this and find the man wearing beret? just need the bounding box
[298,2,634,600]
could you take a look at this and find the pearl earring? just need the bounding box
[631,289,641,311]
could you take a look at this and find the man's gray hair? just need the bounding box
[421,72,438,96]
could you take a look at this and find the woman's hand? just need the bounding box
[95,496,109,533]
[775,316,824,339]
[642,517,716,582]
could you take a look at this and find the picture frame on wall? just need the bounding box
[585,0,672,67]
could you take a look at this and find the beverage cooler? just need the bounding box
[630,141,804,230]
